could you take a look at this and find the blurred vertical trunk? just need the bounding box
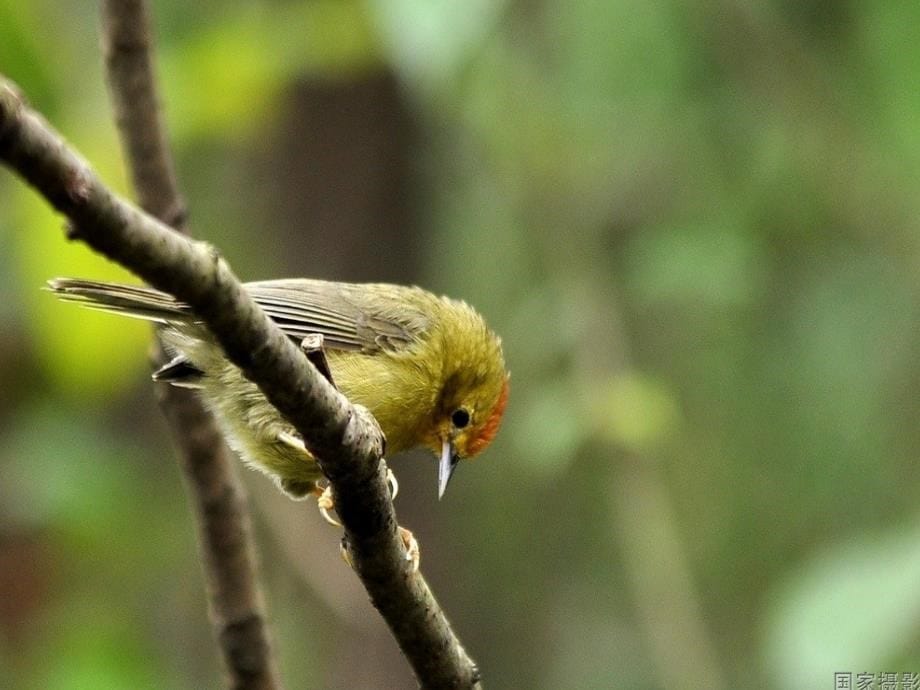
[258,70,420,283]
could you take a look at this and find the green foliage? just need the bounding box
[161,1,382,142]
[764,522,920,689]
[13,186,149,397]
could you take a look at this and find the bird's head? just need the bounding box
[422,313,509,498]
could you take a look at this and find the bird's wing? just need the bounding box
[246,280,431,353]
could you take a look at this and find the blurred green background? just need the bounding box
[2,1,920,688]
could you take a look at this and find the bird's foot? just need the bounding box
[312,467,398,528]
[313,469,418,572]
[339,527,419,572]
[386,467,399,500]
[399,526,420,573]
[313,481,341,527]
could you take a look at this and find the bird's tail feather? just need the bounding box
[46,278,192,323]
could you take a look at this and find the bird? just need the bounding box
[47,278,509,509]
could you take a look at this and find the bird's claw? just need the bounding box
[339,528,419,573]
[314,482,341,527]
[386,467,399,500]
[314,470,418,572]
[399,527,420,573]
[313,467,398,527]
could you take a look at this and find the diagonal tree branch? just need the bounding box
[0,76,481,688]
[98,2,282,688]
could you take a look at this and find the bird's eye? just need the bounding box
[451,408,471,429]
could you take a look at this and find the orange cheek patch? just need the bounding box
[468,377,509,456]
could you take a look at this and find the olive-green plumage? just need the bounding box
[48,278,509,499]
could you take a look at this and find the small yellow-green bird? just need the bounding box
[48,278,509,503]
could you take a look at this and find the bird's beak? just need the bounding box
[438,438,461,500]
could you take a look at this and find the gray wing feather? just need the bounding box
[48,277,430,353]
[47,278,190,322]
[247,281,428,353]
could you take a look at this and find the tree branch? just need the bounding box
[0,76,481,688]
[98,2,281,689]
[100,0,187,225]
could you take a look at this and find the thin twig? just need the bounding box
[100,0,187,225]
[0,76,481,689]
[98,2,282,688]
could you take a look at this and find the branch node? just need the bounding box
[65,166,92,205]
[164,199,188,229]
[300,334,337,388]
[64,220,83,240]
